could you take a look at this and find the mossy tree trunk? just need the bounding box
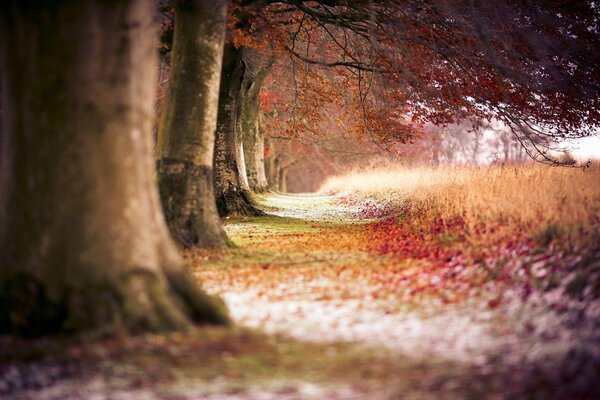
[156,0,229,248]
[0,0,229,337]
[240,49,273,193]
[214,44,265,217]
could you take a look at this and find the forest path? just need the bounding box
[200,192,531,363]
[255,192,365,222]
[3,192,597,400]
[191,191,599,398]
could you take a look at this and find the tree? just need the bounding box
[0,0,229,336]
[244,1,600,167]
[214,42,267,216]
[156,0,230,248]
[368,1,599,163]
[241,48,275,193]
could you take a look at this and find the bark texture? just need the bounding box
[240,49,273,193]
[214,44,264,217]
[156,0,229,248]
[0,0,229,337]
[264,137,276,190]
[278,166,288,193]
[266,154,283,192]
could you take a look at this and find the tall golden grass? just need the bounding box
[321,163,600,242]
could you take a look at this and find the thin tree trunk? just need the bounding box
[272,156,282,192]
[264,138,275,190]
[279,167,288,193]
[240,49,273,193]
[0,0,229,337]
[214,44,264,217]
[156,0,229,248]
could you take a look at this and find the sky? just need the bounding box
[570,136,600,160]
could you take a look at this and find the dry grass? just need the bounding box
[320,163,600,242]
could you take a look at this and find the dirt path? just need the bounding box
[257,192,366,221]
[215,193,507,363]
[194,192,600,397]
[2,192,598,399]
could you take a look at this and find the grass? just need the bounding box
[320,163,600,245]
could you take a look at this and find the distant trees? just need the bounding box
[424,120,530,167]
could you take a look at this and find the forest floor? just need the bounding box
[2,180,600,399]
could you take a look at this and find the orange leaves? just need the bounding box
[259,91,281,114]
[354,215,475,304]
[192,169,598,320]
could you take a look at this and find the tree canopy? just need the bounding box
[232,0,599,161]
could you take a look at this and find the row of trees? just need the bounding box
[0,0,598,336]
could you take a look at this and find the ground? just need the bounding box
[1,190,599,399]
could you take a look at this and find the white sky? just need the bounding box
[570,136,600,160]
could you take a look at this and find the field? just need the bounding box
[2,164,599,399]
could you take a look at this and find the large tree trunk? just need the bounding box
[240,49,273,193]
[214,44,264,217]
[244,122,269,191]
[0,0,229,337]
[156,0,229,248]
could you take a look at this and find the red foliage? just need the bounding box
[363,217,464,263]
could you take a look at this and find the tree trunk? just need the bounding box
[271,156,282,192]
[240,49,273,193]
[279,167,288,193]
[264,138,275,190]
[0,0,229,337]
[156,0,229,248]
[214,44,264,217]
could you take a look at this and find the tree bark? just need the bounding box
[0,0,229,337]
[240,49,273,193]
[278,167,288,193]
[156,0,229,248]
[214,44,264,217]
[270,155,282,192]
[263,137,276,190]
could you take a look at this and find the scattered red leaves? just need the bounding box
[191,194,599,314]
[362,217,465,261]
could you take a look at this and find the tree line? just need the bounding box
[0,0,598,337]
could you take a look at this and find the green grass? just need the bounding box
[224,215,325,246]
